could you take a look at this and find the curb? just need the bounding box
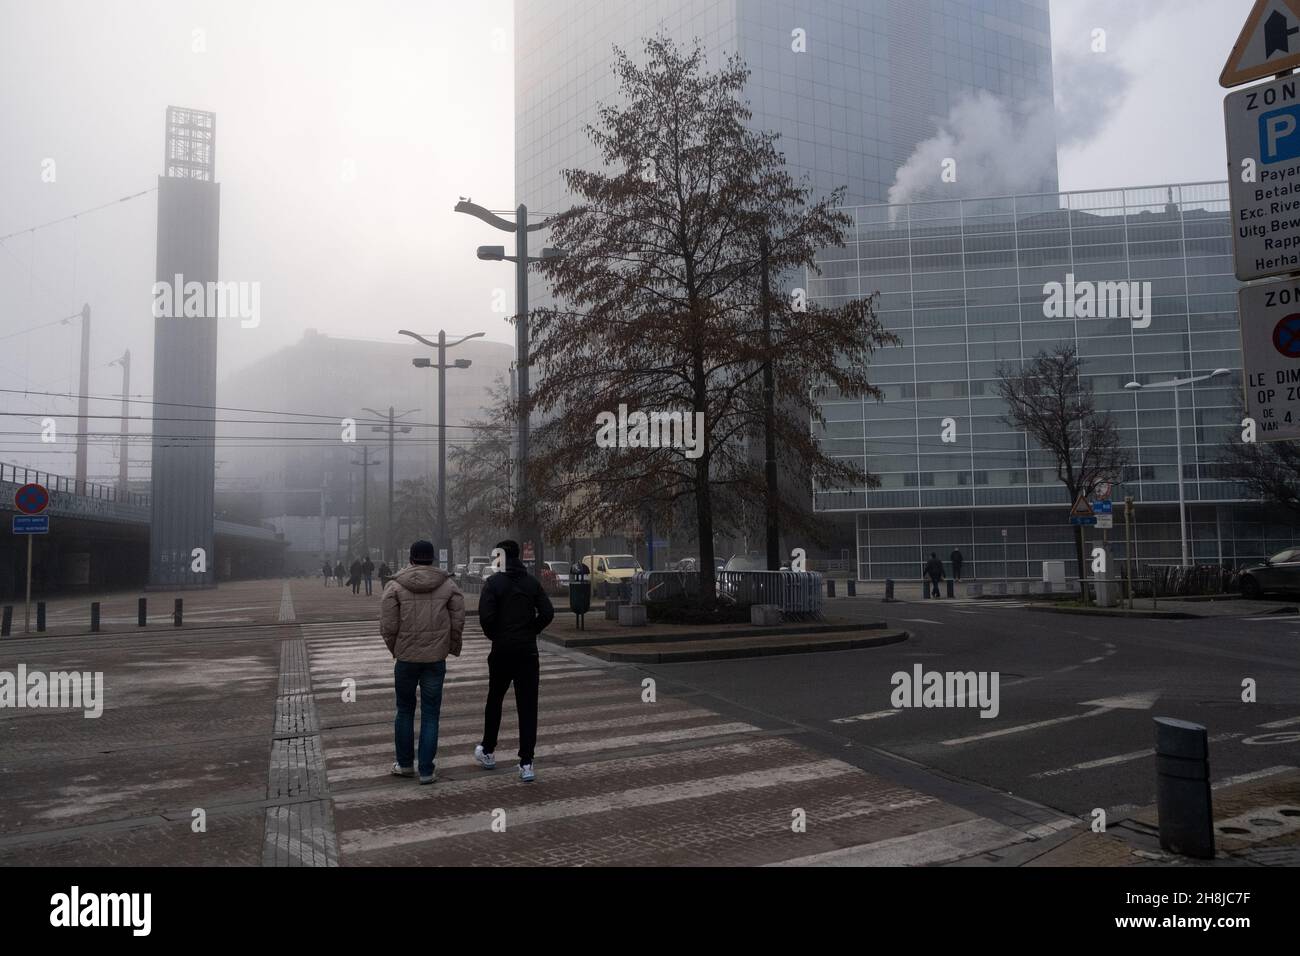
[1024,605,1201,620]
[542,620,886,649]
[583,628,909,663]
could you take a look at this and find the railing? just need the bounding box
[1137,564,1239,598]
[629,569,824,616]
[0,461,150,508]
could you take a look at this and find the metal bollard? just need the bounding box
[36,601,46,632]
[1,605,11,636]
[1154,717,1215,859]
[826,579,836,598]
[138,597,147,627]
[884,579,894,602]
[91,602,101,633]
[846,579,856,597]
[173,598,183,627]
[946,579,954,599]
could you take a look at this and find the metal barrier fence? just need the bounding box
[1137,564,1239,598]
[0,461,150,507]
[628,570,823,616]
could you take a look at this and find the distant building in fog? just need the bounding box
[215,329,514,568]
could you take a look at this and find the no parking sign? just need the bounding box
[1240,278,1300,440]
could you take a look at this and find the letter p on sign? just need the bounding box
[1262,107,1300,163]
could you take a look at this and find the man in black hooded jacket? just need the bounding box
[475,539,554,782]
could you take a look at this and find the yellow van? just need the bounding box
[580,554,643,586]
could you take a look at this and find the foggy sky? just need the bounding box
[0,0,1257,481]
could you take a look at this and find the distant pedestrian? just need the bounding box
[334,560,346,588]
[950,549,964,582]
[349,558,363,595]
[362,556,375,596]
[380,539,465,785]
[924,552,945,599]
[378,562,392,588]
[322,560,332,587]
[475,539,554,783]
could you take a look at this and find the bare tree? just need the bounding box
[527,35,894,606]
[996,345,1126,602]
[1217,409,1300,518]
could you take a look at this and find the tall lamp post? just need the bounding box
[1124,368,1229,568]
[454,198,564,575]
[400,329,484,572]
[363,406,418,565]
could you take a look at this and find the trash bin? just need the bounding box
[569,562,591,630]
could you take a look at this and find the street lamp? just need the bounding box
[348,445,383,562]
[362,406,418,566]
[400,329,485,572]
[1124,368,1230,567]
[455,197,561,574]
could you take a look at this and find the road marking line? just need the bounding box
[278,584,297,623]
[1212,765,1295,790]
[1083,656,1105,664]
[1031,732,1245,779]
[1260,715,1300,729]
[830,709,900,724]
[943,708,1109,746]
[767,818,1033,867]
[901,618,943,625]
[339,758,851,853]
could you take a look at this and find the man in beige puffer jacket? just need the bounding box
[380,540,465,784]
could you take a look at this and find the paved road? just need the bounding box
[640,596,1300,821]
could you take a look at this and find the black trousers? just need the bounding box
[481,644,540,765]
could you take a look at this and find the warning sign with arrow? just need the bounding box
[1222,0,1300,88]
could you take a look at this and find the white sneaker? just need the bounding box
[391,762,414,778]
[519,763,536,783]
[419,767,437,785]
[474,745,496,770]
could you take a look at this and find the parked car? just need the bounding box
[580,553,643,587]
[1238,548,1300,597]
[465,555,491,579]
[543,560,571,587]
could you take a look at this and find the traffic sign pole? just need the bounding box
[24,535,32,635]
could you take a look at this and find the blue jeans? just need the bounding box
[394,659,446,777]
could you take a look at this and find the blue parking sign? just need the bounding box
[12,515,49,534]
[1259,104,1300,164]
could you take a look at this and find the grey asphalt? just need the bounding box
[633,595,1300,822]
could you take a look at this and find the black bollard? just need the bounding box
[884,579,895,602]
[1154,717,1215,859]
[946,579,954,599]
[173,598,183,627]
[847,579,857,597]
[36,601,46,632]
[138,597,147,627]
[91,602,100,633]
[2,604,12,636]
[826,579,836,598]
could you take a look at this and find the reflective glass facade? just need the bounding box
[810,182,1290,581]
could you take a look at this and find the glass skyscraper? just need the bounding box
[516,0,1057,215]
[808,182,1284,581]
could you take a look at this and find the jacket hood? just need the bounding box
[393,564,450,592]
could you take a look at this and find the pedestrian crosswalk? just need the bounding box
[301,620,1070,866]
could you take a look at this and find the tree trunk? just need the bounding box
[695,455,716,607]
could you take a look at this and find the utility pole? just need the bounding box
[760,235,780,571]
[75,303,90,493]
[365,406,417,564]
[350,445,381,560]
[110,349,130,495]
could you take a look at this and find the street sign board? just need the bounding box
[1093,500,1114,515]
[438,548,448,564]
[1240,276,1300,440]
[12,515,49,534]
[1070,516,1098,526]
[1222,0,1300,88]
[1070,494,1093,518]
[1225,74,1300,280]
[1096,515,1114,530]
[13,482,49,515]
[1096,481,1112,499]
